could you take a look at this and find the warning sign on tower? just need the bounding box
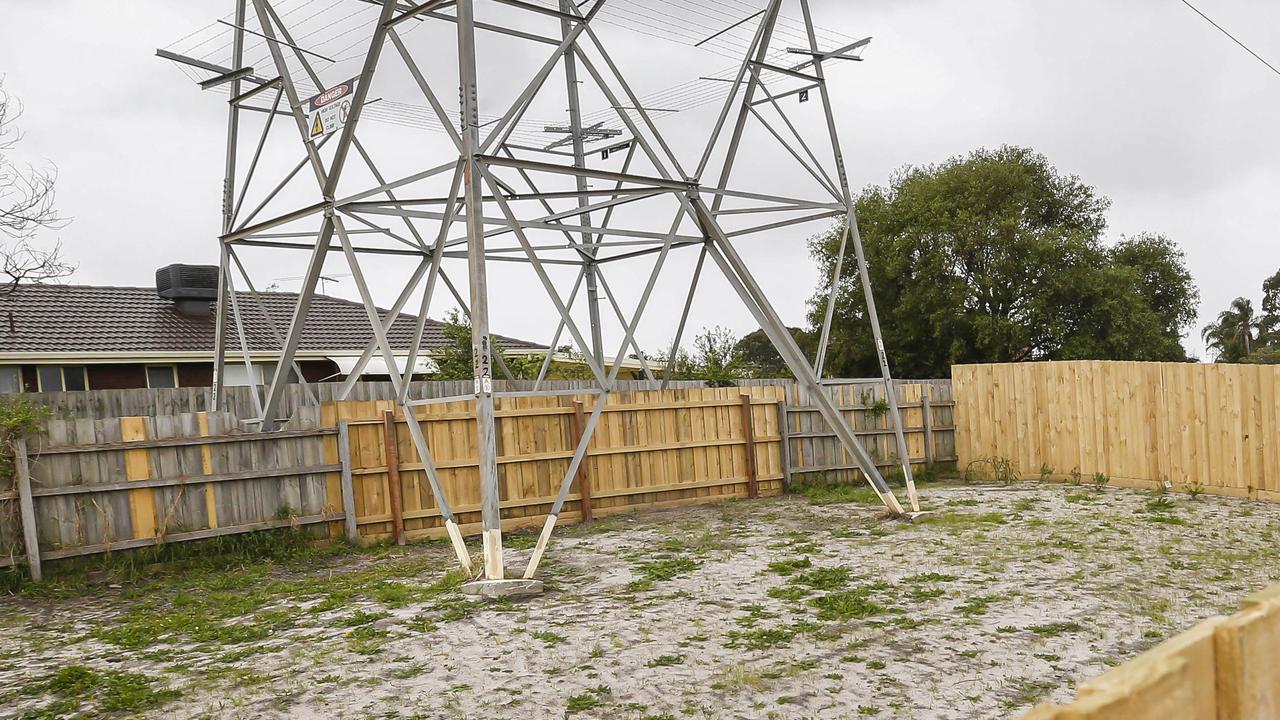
[303,77,359,143]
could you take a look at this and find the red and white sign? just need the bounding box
[304,77,359,142]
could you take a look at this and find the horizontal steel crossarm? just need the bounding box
[336,206,426,251]
[223,202,327,242]
[750,82,821,107]
[477,154,695,192]
[334,161,460,207]
[749,60,822,84]
[385,0,456,28]
[699,186,845,210]
[789,37,872,72]
[155,49,272,86]
[346,206,702,244]
[724,210,846,238]
[345,186,661,208]
[227,238,585,265]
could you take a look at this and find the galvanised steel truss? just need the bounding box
[163,0,921,584]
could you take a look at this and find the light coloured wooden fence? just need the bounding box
[782,380,956,483]
[0,410,338,579]
[1021,581,1280,719]
[953,360,1280,499]
[326,386,788,543]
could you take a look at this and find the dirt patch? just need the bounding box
[3,482,1279,719]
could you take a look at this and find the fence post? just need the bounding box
[922,393,935,465]
[572,400,593,522]
[382,411,407,546]
[15,437,41,582]
[337,421,358,543]
[777,400,793,491]
[740,394,759,499]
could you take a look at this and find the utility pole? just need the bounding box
[561,0,604,366]
[212,0,247,411]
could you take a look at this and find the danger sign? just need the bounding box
[304,77,359,142]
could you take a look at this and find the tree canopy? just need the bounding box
[1203,269,1280,364]
[808,146,1200,378]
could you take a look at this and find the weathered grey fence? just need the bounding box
[781,379,957,484]
[0,409,339,579]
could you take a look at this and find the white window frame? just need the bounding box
[145,364,179,389]
[0,366,22,394]
[35,366,89,393]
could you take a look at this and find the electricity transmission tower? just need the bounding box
[160,0,920,590]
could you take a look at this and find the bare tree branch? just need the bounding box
[0,79,74,295]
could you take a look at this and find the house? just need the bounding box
[0,265,555,393]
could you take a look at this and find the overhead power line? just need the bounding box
[1178,0,1280,79]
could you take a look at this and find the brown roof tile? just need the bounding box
[0,284,544,356]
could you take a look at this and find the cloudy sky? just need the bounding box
[2,0,1278,369]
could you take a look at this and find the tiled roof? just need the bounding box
[0,284,544,356]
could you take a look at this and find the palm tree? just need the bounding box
[1201,297,1260,362]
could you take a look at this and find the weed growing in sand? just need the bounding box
[565,685,612,716]
[766,557,813,576]
[1092,473,1110,493]
[647,654,685,668]
[10,665,179,716]
[532,630,567,647]
[1187,480,1205,500]
[811,590,884,621]
[628,557,699,592]
[789,566,851,591]
[1028,621,1083,638]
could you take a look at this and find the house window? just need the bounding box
[146,365,178,389]
[36,366,88,392]
[0,366,20,394]
[223,363,263,387]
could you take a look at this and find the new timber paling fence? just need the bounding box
[953,360,1280,500]
[331,386,789,544]
[1020,581,1280,719]
[0,379,956,577]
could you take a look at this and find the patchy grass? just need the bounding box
[3,484,1278,720]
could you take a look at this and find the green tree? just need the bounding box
[1202,297,1261,363]
[808,146,1199,377]
[1258,269,1280,346]
[660,326,746,385]
[733,327,814,378]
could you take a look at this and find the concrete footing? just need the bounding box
[461,578,545,600]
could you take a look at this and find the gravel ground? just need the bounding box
[3,481,1279,720]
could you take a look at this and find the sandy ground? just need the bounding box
[3,482,1280,720]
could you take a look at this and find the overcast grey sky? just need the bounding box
[2,0,1278,365]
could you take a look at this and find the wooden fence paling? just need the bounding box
[15,438,41,581]
[740,394,759,499]
[922,394,934,465]
[337,421,358,542]
[382,411,407,546]
[572,400,593,522]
